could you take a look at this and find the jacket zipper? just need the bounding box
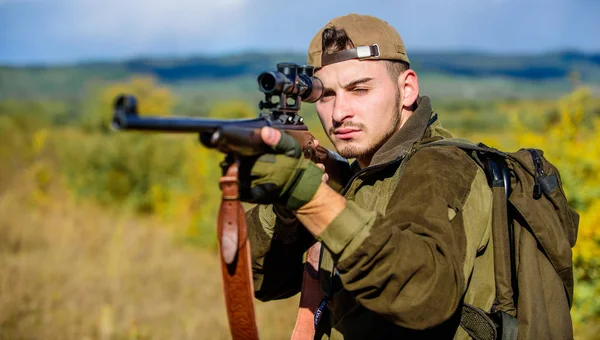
[315,156,404,330]
[315,115,438,329]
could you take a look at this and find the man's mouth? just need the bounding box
[334,128,361,140]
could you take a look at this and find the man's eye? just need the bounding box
[353,88,368,94]
[320,91,335,101]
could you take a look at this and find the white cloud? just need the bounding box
[72,0,247,35]
[47,0,251,57]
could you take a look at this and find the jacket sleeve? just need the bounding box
[246,204,316,301]
[317,147,485,329]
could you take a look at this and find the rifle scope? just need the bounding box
[257,63,323,103]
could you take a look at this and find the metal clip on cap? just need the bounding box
[356,44,380,59]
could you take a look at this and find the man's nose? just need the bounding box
[332,94,353,123]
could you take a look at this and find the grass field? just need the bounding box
[0,178,299,339]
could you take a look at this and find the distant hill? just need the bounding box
[1,51,599,100]
[120,50,600,82]
[409,51,600,81]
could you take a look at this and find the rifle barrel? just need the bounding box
[111,94,309,134]
[112,111,272,133]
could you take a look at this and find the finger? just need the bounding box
[313,139,320,148]
[261,127,281,146]
[322,172,329,183]
[269,129,302,158]
[316,163,325,171]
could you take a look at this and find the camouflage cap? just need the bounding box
[307,14,410,69]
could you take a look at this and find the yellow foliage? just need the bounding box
[24,129,54,206]
[577,200,600,259]
[208,101,256,119]
[102,76,175,116]
[32,128,48,155]
[150,184,170,219]
[81,75,175,132]
[31,162,51,202]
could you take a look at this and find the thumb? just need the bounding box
[261,127,281,146]
[261,127,302,158]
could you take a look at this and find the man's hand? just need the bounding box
[238,127,324,210]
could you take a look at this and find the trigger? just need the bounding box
[303,143,315,160]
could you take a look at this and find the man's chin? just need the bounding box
[335,142,368,159]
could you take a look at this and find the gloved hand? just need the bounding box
[238,127,324,210]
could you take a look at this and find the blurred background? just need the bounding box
[1,0,599,339]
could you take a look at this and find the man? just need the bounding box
[243,14,495,339]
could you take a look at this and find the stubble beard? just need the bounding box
[334,95,401,161]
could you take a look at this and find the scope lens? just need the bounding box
[258,73,276,93]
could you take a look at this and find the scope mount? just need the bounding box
[258,93,305,126]
[257,62,321,126]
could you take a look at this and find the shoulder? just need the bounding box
[405,145,480,180]
[396,145,484,208]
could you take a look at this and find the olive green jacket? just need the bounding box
[246,96,495,339]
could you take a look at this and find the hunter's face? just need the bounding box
[315,59,404,166]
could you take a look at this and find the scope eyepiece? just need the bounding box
[298,74,323,103]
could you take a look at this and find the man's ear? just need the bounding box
[398,69,419,108]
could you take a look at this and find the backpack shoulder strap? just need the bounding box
[410,138,519,339]
[415,137,504,156]
[423,139,518,308]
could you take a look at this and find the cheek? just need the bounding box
[316,102,332,125]
[368,92,396,119]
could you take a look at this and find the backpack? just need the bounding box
[413,137,580,340]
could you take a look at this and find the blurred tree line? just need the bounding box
[0,76,256,247]
[0,75,598,337]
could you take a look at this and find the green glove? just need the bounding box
[239,130,324,210]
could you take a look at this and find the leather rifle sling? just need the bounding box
[291,242,322,340]
[218,161,260,340]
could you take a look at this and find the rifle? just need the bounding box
[111,62,350,339]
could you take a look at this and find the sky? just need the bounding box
[0,0,599,65]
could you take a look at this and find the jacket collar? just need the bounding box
[367,95,436,167]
